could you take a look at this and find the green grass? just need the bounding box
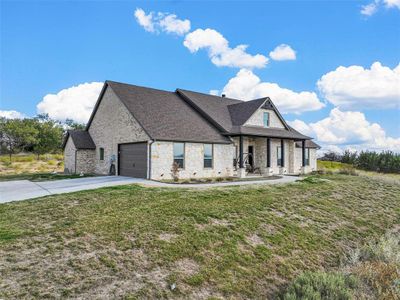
[317,160,352,170]
[0,173,94,182]
[0,174,399,299]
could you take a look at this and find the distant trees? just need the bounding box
[0,115,84,161]
[319,149,400,174]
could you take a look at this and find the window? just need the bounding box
[99,148,104,161]
[305,148,310,166]
[263,112,270,127]
[277,146,282,166]
[173,143,185,168]
[204,144,213,168]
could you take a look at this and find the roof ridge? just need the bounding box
[176,88,243,102]
[106,80,175,95]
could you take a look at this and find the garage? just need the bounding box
[118,142,148,178]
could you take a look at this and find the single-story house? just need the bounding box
[63,81,320,179]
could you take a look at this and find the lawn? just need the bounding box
[0,174,399,298]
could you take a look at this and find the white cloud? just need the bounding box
[384,0,400,9]
[317,62,400,109]
[209,89,219,96]
[134,8,190,36]
[361,0,400,16]
[183,29,268,69]
[220,69,325,113]
[0,110,26,119]
[134,8,155,32]
[289,108,400,152]
[36,82,103,124]
[159,14,191,35]
[361,1,379,15]
[269,44,296,61]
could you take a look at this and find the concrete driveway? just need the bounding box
[0,175,301,204]
[0,176,145,203]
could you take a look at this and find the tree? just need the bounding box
[33,115,63,159]
[65,118,85,130]
[0,117,38,161]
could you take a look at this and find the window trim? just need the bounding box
[263,112,270,127]
[173,142,185,169]
[99,147,104,161]
[305,148,310,166]
[203,143,214,169]
[277,146,282,167]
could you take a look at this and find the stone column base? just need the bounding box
[264,167,273,177]
[279,167,287,175]
[301,166,308,174]
[238,168,246,178]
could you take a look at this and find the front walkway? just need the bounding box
[0,175,301,204]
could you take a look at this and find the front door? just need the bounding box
[248,145,254,167]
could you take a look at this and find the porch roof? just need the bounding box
[226,125,312,140]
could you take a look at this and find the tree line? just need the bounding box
[320,149,400,174]
[0,115,84,161]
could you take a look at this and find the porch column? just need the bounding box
[281,139,285,167]
[264,138,273,177]
[239,135,244,168]
[301,140,306,175]
[238,135,246,178]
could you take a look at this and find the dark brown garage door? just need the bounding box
[118,143,148,178]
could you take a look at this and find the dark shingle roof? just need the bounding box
[176,89,241,132]
[106,81,231,144]
[295,140,321,149]
[63,130,96,150]
[228,98,267,126]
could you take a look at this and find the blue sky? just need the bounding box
[1,0,399,152]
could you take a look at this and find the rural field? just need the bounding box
[0,154,64,176]
[0,172,399,299]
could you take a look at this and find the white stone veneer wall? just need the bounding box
[244,109,285,129]
[64,137,76,174]
[150,141,235,180]
[88,86,150,175]
[294,147,317,173]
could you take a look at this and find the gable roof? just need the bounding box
[84,81,313,144]
[228,98,267,126]
[62,130,96,150]
[94,81,231,144]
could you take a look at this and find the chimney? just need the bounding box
[221,94,226,98]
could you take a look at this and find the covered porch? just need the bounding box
[231,135,310,178]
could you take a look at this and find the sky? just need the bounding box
[1,0,399,153]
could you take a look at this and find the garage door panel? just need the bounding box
[119,143,148,178]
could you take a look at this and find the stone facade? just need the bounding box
[150,141,235,180]
[64,137,76,174]
[63,137,96,174]
[244,108,285,129]
[88,86,150,175]
[231,136,315,176]
[76,150,96,174]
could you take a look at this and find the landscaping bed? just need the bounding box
[159,175,282,184]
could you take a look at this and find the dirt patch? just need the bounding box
[158,233,178,242]
[246,234,264,247]
[174,258,200,276]
[209,218,232,227]
[260,223,277,235]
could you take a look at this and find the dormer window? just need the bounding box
[263,112,270,127]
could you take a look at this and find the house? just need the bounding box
[63,81,320,180]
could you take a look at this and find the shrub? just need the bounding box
[215,177,224,182]
[338,166,358,176]
[170,162,180,182]
[283,271,357,300]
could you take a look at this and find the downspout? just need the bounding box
[148,140,154,180]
